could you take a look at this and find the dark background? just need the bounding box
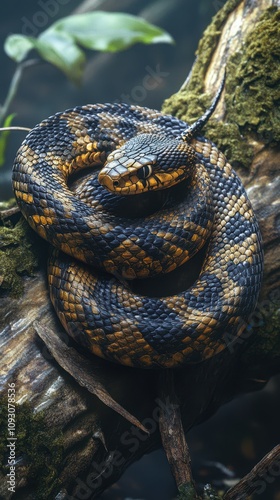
[0,1,279,499]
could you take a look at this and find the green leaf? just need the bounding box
[4,12,174,84]
[5,32,85,85]
[35,31,86,85]
[4,35,34,63]
[0,113,16,167]
[51,11,174,52]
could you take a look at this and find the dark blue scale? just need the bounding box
[153,116,189,137]
[224,213,253,243]
[27,119,75,156]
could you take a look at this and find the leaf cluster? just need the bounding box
[5,11,173,85]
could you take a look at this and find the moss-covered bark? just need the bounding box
[0,399,63,498]
[162,6,280,169]
[0,218,39,296]
[161,0,280,365]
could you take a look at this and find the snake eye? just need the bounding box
[138,164,153,180]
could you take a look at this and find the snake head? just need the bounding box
[98,133,196,194]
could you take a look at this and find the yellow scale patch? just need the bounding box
[14,191,34,205]
[90,317,156,367]
[193,140,228,173]
[219,234,258,268]
[103,240,163,279]
[111,284,144,311]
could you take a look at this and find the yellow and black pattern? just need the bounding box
[13,92,263,368]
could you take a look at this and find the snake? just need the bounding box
[12,79,263,368]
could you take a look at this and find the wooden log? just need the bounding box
[0,0,279,498]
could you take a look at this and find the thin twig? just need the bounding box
[0,59,39,125]
[224,444,280,499]
[0,126,31,132]
[157,370,198,497]
[34,321,149,433]
[0,206,19,220]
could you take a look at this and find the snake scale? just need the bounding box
[12,81,263,368]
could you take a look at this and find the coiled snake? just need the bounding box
[13,81,263,368]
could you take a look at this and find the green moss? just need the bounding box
[0,399,63,498]
[0,198,17,210]
[177,482,199,500]
[205,120,254,170]
[225,8,280,146]
[176,482,223,500]
[0,217,39,296]
[246,298,280,362]
[162,0,240,116]
[162,4,280,169]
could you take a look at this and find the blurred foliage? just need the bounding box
[0,11,173,168]
[0,113,15,166]
[4,11,174,85]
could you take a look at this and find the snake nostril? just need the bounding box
[113,180,119,187]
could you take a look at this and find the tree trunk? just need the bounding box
[0,0,279,498]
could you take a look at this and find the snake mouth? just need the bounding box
[98,170,147,194]
[98,167,190,195]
